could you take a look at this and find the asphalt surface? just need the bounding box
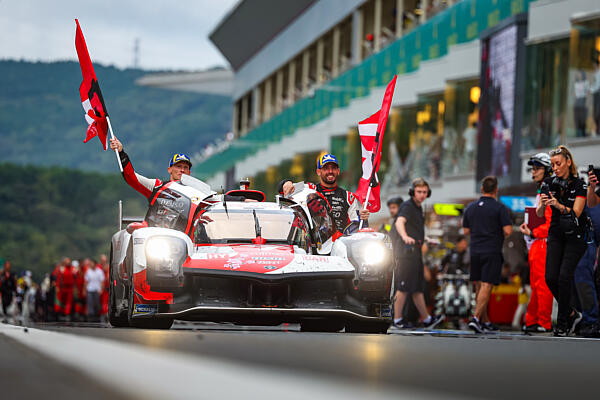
[4,321,597,399]
[0,330,134,400]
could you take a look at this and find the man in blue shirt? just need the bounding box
[463,176,512,333]
[574,204,600,337]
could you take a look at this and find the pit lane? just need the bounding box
[3,320,597,399]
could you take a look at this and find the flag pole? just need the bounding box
[359,147,378,230]
[106,116,123,173]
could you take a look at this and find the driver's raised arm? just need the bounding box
[110,137,160,199]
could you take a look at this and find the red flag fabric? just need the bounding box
[354,75,397,212]
[75,19,108,150]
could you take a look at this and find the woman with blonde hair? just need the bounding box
[536,145,589,336]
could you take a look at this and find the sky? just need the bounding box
[0,0,238,71]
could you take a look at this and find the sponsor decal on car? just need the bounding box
[133,304,158,315]
[374,304,392,318]
[134,238,145,245]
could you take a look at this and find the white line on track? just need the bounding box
[1,324,472,400]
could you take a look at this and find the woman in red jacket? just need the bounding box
[520,153,554,332]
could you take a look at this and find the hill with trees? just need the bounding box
[0,163,147,279]
[0,60,231,178]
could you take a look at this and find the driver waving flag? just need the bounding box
[279,153,369,233]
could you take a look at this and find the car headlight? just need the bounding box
[349,240,392,272]
[361,242,386,266]
[145,236,187,275]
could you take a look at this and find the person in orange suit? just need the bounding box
[56,257,75,321]
[520,153,554,332]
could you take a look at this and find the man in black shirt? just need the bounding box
[441,235,469,274]
[463,176,512,333]
[393,178,443,328]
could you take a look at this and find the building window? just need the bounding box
[522,39,569,150]
[567,20,600,138]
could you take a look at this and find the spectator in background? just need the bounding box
[463,176,513,333]
[85,261,105,322]
[1,260,17,322]
[519,153,554,333]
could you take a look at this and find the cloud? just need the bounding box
[0,0,237,70]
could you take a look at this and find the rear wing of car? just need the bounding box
[118,200,144,231]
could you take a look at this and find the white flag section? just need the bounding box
[356,111,381,212]
[358,111,379,180]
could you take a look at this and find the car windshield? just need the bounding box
[194,208,311,249]
[145,188,192,232]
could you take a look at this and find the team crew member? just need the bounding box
[463,176,512,333]
[538,145,588,336]
[380,197,403,235]
[440,235,469,274]
[56,257,76,321]
[393,178,443,329]
[588,168,600,208]
[574,204,600,337]
[519,153,554,333]
[280,153,369,232]
[1,260,17,321]
[110,138,192,202]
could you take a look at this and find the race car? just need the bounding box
[109,175,393,333]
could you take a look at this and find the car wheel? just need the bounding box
[345,321,390,334]
[109,281,129,327]
[127,275,173,330]
[300,319,344,332]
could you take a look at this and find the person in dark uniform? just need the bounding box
[441,235,469,274]
[393,178,444,329]
[463,176,512,333]
[380,197,404,236]
[280,153,369,232]
[538,145,589,336]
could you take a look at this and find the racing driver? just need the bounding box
[279,153,369,233]
[110,137,192,201]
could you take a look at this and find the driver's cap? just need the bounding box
[317,153,339,169]
[169,153,192,168]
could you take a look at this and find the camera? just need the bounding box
[540,182,550,197]
[588,164,600,178]
[541,177,568,197]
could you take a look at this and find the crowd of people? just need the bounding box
[0,255,110,324]
[382,144,600,337]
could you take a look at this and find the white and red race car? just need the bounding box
[109,175,393,333]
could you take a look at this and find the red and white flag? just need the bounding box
[355,75,397,212]
[75,19,108,150]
